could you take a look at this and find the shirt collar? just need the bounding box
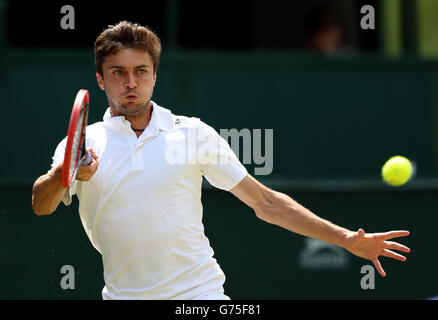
[103,101,176,133]
[150,101,175,131]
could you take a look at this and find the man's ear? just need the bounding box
[96,72,105,90]
[153,72,157,87]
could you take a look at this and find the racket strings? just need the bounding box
[69,104,87,181]
[62,89,90,188]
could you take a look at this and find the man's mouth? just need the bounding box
[124,94,138,100]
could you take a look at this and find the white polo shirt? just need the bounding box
[50,101,248,300]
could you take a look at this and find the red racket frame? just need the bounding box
[62,89,90,188]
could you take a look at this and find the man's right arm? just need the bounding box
[32,162,68,216]
[32,149,99,216]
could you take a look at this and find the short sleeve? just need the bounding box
[50,137,78,206]
[196,121,248,191]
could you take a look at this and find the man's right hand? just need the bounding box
[76,148,99,181]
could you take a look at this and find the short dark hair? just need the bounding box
[94,21,162,76]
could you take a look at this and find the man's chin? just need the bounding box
[119,102,149,116]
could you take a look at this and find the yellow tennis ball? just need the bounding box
[381,156,413,186]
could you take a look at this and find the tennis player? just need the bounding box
[32,21,410,300]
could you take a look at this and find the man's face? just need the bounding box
[96,48,157,117]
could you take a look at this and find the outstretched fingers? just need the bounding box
[382,230,410,240]
[382,249,407,262]
[384,241,411,253]
[373,258,386,277]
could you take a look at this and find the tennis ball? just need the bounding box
[381,156,413,186]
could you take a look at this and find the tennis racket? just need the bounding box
[62,89,92,188]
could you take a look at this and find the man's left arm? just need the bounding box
[229,174,410,277]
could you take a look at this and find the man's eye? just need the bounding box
[137,69,147,74]
[113,70,122,75]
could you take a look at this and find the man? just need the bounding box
[304,5,342,55]
[32,21,410,300]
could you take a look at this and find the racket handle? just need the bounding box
[81,151,92,166]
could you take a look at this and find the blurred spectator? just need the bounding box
[304,5,342,55]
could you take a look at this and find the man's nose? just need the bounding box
[125,73,137,89]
